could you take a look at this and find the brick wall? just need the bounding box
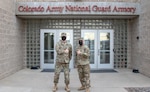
[138,0,150,77]
[130,18,139,69]
[0,0,24,79]
[131,0,150,77]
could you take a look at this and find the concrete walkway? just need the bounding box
[0,69,150,92]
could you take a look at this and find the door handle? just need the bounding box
[113,49,115,53]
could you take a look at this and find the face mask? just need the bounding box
[62,36,66,41]
[79,40,83,46]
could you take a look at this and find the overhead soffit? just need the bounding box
[17,15,138,19]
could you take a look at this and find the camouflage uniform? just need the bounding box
[76,38,91,91]
[53,33,72,85]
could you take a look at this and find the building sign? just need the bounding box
[16,2,140,15]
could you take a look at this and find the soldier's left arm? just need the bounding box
[81,46,90,58]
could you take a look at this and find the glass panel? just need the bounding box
[100,52,110,64]
[84,33,95,50]
[44,33,54,50]
[90,51,94,64]
[99,32,110,64]
[100,33,110,50]
[44,32,54,64]
[84,32,95,64]
[44,51,54,64]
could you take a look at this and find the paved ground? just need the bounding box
[0,68,150,92]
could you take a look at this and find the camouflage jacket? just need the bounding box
[55,40,72,63]
[76,45,90,65]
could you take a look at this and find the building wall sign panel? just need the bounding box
[16,2,140,15]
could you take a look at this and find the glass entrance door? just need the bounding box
[81,29,114,69]
[98,30,114,69]
[81,30,97,68]
[40,29,73,69]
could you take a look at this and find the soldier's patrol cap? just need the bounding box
[78,37,84,41]
[61,33,67,37]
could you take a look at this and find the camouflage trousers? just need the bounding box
[77,64,90,88]
[53,62,70,85]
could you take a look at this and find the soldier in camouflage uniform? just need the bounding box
[76,37,91,92]
[52,33,72,92]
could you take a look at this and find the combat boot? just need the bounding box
[65,85,70,92]
[52,84,58,92]
[78,86,85,91]
[85,88,90,92]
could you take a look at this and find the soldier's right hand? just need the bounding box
[77,50,81,55]
[64,49,69,53]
